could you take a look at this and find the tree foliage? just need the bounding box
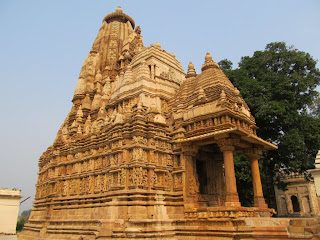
[219,42,320,205]
[310,95,320,118]
[233,153,253,207]
[16,218,25,232]
[218,59,233,71]
[21,209,31,217]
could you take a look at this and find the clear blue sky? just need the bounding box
[0,0,319,213]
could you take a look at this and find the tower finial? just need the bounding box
[155,41,161,48]
[186,61,197,78]
[116,6,123,13]
[205,52,213,63]
[201,52,219,71]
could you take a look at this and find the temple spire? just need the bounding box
[201,52,219,71]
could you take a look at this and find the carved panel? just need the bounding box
[174,173,183,190]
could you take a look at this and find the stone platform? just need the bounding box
[18,215,320,239]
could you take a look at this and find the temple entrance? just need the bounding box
[183,137,268,210]
[196,160,207,194]
[291,195,300,212]
[194,144,226,207]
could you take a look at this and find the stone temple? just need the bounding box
[20,7,317,240]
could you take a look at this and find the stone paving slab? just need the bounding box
[0,235,18,240]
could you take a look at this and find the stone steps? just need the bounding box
[288,217,320,239]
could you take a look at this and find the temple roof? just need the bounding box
[171,52,252,123]
[102,6,135,29]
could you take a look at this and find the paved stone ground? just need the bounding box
[0,235,18,240]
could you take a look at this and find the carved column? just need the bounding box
[217,138,241,207]
[181,144,199,209]
[245,149,268,208]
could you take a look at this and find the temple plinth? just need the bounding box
[20,7,311,240]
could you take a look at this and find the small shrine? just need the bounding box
[274,171,320,217]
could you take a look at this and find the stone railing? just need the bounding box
[184,114,256,138]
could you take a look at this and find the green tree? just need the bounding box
[16,218,25,232]
[218,59,233,71]
[221,42,320,206]
[21,209,31,217]
[310,95,320,118]
[233,153,253,207]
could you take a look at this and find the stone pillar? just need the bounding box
[181,144,199,209]
[217,138,241,207]
[214,154,226,206]
[246,149,268,208]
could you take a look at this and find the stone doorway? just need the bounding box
[195,144,226,207]
[196,159,207,194]
[291,195,300,212]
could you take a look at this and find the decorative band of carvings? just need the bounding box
[184,209,259,219]
[181,144,199,156]
[243,148,263,160]
[216,138,240,152]
[175,127,238,143]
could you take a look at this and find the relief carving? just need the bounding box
[120,169,126,186]
[95,175,101,192]
[133,148,143,161]
[96,157,102,169]
[165,172,173,191]
[216,138,240,150]
[133,136,147,145]
[89,176,94,194]
[189,177,199,196]
[182,144,199,156]
[150,170,156,188]
[174,173,183,189]
[129,167,145,187]
[166,155,173,166]
[156,172,164,187]
[63,181,68,196]
[149,151,155,163]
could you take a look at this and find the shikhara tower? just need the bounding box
[20,7,307,240]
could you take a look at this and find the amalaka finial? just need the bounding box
[103,6,135,28]
[186,61,197,78]
[188,61,194,69]
[116,6,123,13]
[155,41,161,48]
[234,88,240,96]
[201,51,219,71]
[205,52,213,63]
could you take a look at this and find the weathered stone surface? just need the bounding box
[19,6,317,240]
[275,171,320,217]
[0,189,21,234]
